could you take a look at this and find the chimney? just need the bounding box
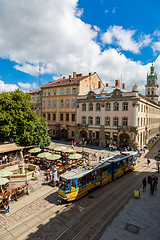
[73,72,76,79]
[89,72,91,76]
[106,83,109,87]
[63,76,66,79]
[122,83,125,89]
[115,80,120,88]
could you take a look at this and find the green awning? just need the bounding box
[28,147,41,153]
[37,152,52,158]
[0,169,13,178]
[68,153,82,160]
[46,154,61,161]
[0,177,9,185]
[54,146,67,152]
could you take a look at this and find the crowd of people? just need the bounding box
[142,175,158,194]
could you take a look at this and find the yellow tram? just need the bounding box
[58,151,137,202]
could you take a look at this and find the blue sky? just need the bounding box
[0,0,160,94]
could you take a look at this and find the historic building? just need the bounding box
[28,89,41,116]
[75,64,160,149]
[41,72,104,140]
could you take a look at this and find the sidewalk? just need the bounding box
[100,173,160,240]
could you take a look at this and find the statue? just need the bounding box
[132,84,138,92]
[18,150,25,174]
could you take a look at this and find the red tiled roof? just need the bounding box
[28,89,41,94]
[41,74,92,88]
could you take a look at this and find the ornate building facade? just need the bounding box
[40,72,104,140]
[75,64,160,149]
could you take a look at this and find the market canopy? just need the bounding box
[61,148,75,153]
[0,169,13,178]
[46,154,61,161]
[54,146,67,152]
[0,177,9,185]
[28,147,41,153]
[68,153,82,160]
[37,152,52,158]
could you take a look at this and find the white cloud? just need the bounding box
[112,7,116,14]
[105,10,108,13]
[0,0,160,95]
[102,26,152,54]
[18,82,37,90]
[0,80,18,92]
[152,42,160,52]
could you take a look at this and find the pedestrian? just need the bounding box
[150,178,155,194]
[99,156,101,161]
[5,197,10,213]
[46,172,49,182]
[142,177,147,190]
[49,169,52,181]
[95,152,98,159]
[35,170,39,180]
[147,159,150,167]
[148,175,152,184]
[155,176,158,190]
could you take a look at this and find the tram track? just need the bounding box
[56,160,156,240]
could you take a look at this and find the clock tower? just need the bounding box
[145,62,158,103]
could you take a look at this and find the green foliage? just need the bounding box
[0,89,51,147]
[155,155,160,161]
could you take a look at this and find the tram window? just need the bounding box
[108,166,111,173]
[66,180,71,190]
[71,179,76,189]
[78,178,82,187]
[128,157,133,164]
[133,156,136,161]
[82,176,86,186]
[118,160,124,168]
[115,163,118,170]
[102,166,108,172]
[94,169,101,179]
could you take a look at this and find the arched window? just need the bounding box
[82,103,86,111]
[96,103,101,111]
[105,117,110,126]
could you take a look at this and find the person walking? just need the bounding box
[155,176,158,190]
[142,177,147,190]
[5,197,10,213]
[147,159,150,167]
[150,177,155,194]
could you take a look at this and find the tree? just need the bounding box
[0,89,51,148]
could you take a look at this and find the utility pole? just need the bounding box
[39,60,42,117]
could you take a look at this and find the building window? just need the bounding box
[82,116,86,124]
[48,113,51,120]
[66,88,70,94]
[66,114,69,121]
[122,117,128,126]
[113,102,119,111]
[123,102,128,111]
[61,89,64,95]
[53,114,56,121]
[105,102,110,111]
[138,118,139,127]
[82,103,86,111]
[72,99,76,107]
[113,117,119,126]
[43,113,45,118]
[48,100,51,107]
[53,130,55,135]
[66,99,69,107]
[60,100,64,107]
[152,90,154,95]
[37,97,40,103]
[89,131,92,139]
[48,91,51,96]
[60,114,63,121]
[72,88,76,94]
[89,103,93,111]
[32,97,35,103]
[105,117,110,126]
[43,91,46,96]
[95,116,100,125]
[43,101,45,108]
[113,132,118,144]
[72,131,74,137]
[105,132,110,143]
[148,91,150,95]
[96,131,99,139]
[96,103,101,111]
[141,118,143,126]
[53,90,56,95]
[53,100,56,107]
[141,105,143,112]
[72,114,75,121]
[138,104,140,111]
[88,116,93,125]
